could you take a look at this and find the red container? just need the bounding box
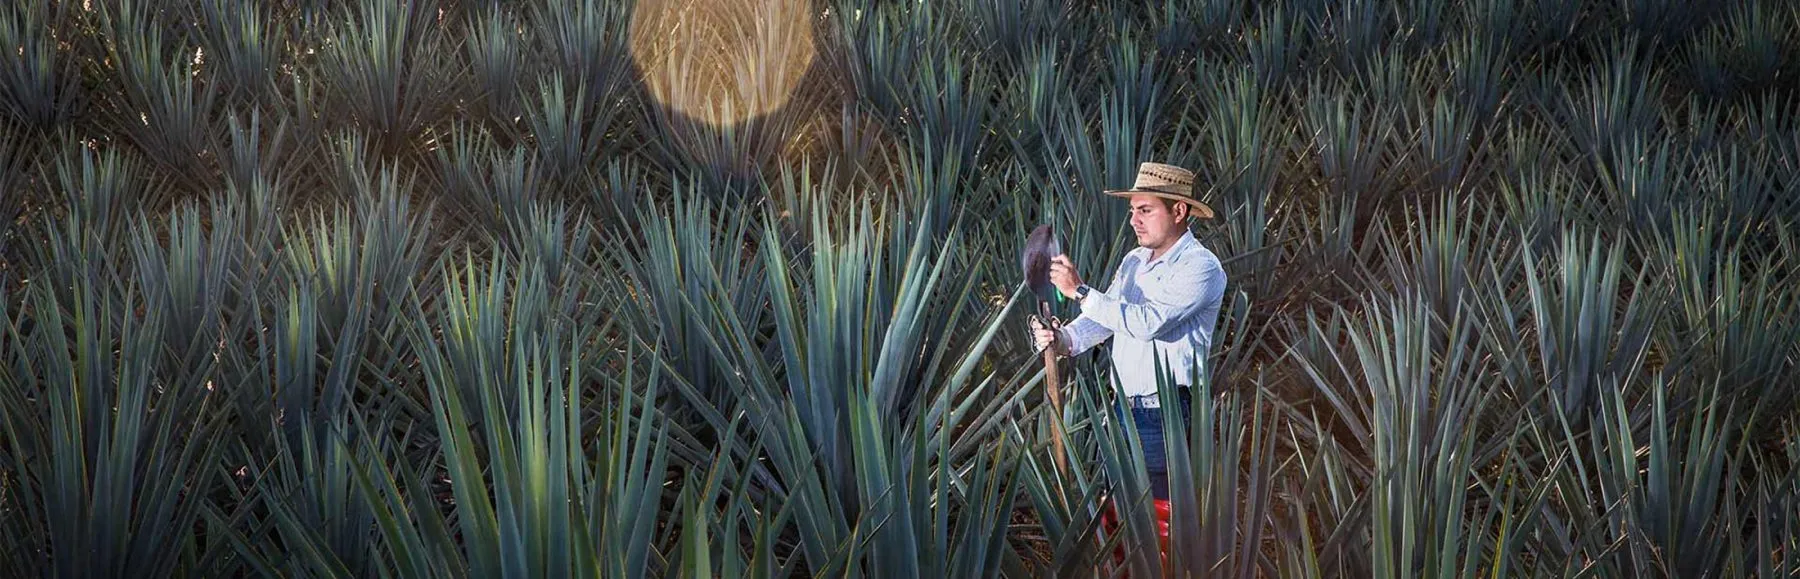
[1097,497,1174,570]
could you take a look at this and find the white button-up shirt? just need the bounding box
[1058,230,1227,396]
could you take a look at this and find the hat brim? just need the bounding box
[1103,189,1216,220]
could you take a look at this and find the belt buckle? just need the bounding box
[1128,394,1159,409]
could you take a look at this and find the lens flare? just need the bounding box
[629,0,816,127]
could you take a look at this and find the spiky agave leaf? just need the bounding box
[0,130,24,267]
[497,200,593,290]
[1100,30,1167,148]
[1149,0,1244,58]
[1749,422,1800,577]
[194,196,408,574]
[890,129,995,248]
[1520,0,1583,50]
[1687,14,1742,98]
[1715,0,1794,94]
[998,44,1068,161]
[835,343,1025,579]
[1272,408,1369,576]
[1619,0,1713,47]
[881,49,997,238]
[665,409,802,579]
[585,156,649,231]
[322,129,378,203]
[1314,0,1394,75]
[1494,125,1594,254]
[1694,138,1783,240]
[1347,293,1499,578]
[268,173,431,434]
[1346,38,1426,111]
[1375,195,1486,329]
[1284,286,1564,577]
[1398,0,1447,49]
[905,47,996,170]
[125,199,245,399]
[1443,30,1509,129]
[1412,92,1479,196]
[830,0,945,123]
[1009,373,1139,578]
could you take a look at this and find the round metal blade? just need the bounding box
[1021,224,1060,302]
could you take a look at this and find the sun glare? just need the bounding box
[628,0,816,127]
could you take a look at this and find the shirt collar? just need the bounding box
[1144,230,1197,269]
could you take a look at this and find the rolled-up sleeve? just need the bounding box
[1057,258,1128,356]
[1078,258,1217,341]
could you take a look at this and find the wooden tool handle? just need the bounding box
[1043,346,1068,476]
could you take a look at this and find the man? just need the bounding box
[1031,161,1228,501]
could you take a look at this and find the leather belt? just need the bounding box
[1123,386,1193,409]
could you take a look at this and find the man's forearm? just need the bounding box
[1058,317,1110,356]
[1076,263,1218,341]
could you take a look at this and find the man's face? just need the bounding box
[1128,195,1186,249]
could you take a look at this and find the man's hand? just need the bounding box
[1030,317,1068,356]
[1049,254,1083,300]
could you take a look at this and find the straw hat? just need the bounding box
[1104,162,1215,220]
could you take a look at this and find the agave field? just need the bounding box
[3,0,1800,576]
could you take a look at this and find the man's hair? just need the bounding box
[1160,198,1189,219]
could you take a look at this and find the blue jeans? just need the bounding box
[1123,387,1192,501]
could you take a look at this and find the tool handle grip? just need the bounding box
[1042,347,1068,475]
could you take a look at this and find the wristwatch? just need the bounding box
[1074,284,1092,302]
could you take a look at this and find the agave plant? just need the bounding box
[100,0,224,191]
[466,4,531,125]
[1,212,228,577]
[0,2,83,131]
[185,0,286,106]
[312,0,462,150]
[1516,228,1656,424]
[1557,38,1664,165]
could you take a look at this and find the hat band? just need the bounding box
[1133,184,1192,197]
